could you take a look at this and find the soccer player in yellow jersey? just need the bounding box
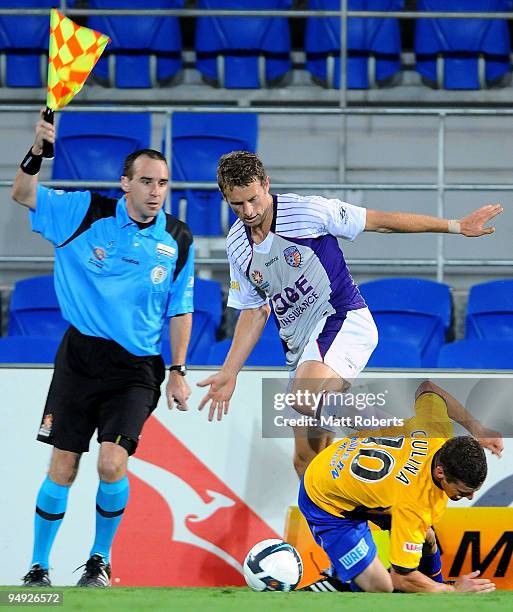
[300,380,503,593]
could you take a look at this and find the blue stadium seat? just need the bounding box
[87,0,184,88]
[161,277,223,365]
[465,279,513,339]
[415,1,513,90]
[8,275,69,339]
[359,278,452,367]
[207,332,285,366]
[0,1,53,87]
[0,335,61,364]
[366,338,422,368]
[305,0,403,89]
[437,339,513,369]
[165,112,258,235]
[195,0,292,88]
[53,111,151,198]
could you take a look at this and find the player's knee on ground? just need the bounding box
[356,574,394,592]
[353,557,394,593]
[371,581,394,593]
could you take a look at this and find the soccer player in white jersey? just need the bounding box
[198,151,502,476]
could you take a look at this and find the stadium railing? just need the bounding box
[1,103,513,283]
[1,5,513,297]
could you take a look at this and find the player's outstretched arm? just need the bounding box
[11,109,55,210]
[364,204,502,236]
[453,570,496,593]
[416,380,503,457]
[197,303,270,422]
[391,567,495,594]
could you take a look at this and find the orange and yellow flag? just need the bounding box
[47,9,110,110]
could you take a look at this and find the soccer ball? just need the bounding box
[243,539,303,592]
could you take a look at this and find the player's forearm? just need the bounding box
[365,210,452,234]
[169,313,192,364]
[222,304,270,375]
[391,568,454,593]
[420,381,481,435]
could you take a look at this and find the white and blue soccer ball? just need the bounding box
[243,539,303,592]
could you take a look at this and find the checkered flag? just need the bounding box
[42,9,110,158]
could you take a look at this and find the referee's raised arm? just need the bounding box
[11,110,55,210]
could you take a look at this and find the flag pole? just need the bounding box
[42,107,55,159]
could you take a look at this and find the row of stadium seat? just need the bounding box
[2,328,513,369]
[205,336,513,369]
[4,274,223,365]
[206,277,513,368]
[48,110,258,236]
[361,277,513,367]
[1,1,512,90]
[4,276,513,369]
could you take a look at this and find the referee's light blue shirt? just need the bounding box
[30,186,194,356]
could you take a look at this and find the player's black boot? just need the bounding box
[299,571,351,592]
[22,564,52,587]
[76,554,111,587]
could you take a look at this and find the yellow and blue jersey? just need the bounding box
[304,392,454,570]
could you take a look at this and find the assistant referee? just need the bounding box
[12,110,194,588]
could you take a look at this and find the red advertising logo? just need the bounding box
[113,416,280,586]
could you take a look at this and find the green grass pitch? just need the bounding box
[1,587,512,611]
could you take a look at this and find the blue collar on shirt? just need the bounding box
[115,196,167,239]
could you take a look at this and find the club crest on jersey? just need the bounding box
[151,265,168,284]
[251,270,264,285]
[283,246,302,268]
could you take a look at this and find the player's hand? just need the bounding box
[459,204,503,237]
[166,372,191,411]
[197,370,237,422]
[472,424,504,457]
[454,570,496,593]
[423,527,437,555]
[33,108,55,155]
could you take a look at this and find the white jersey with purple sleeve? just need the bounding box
[226,193,368,368]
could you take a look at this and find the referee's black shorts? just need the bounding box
[37,326,166,455]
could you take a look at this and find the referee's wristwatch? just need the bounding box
[169,364,187,376]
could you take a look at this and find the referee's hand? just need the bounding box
[166,372,191,411]
[34,107,55,155]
